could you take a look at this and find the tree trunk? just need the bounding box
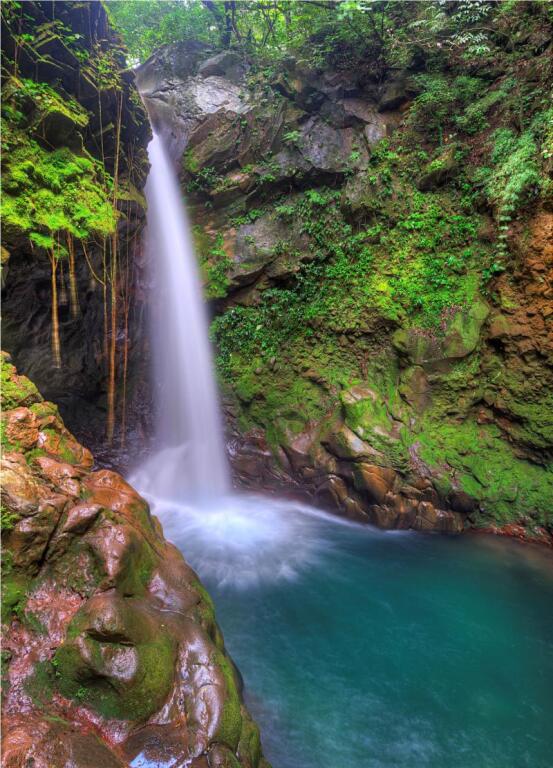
[49,250,61,368]
[67,232,80,318]
[106,257,117,442]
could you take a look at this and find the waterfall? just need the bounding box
[132,134,230,501]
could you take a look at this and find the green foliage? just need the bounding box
[2,127,117,245]
[105,0,216,64]
[490,128,541,209]
[229,208,264,227]
[0,506,20,533]
[1,569,30,627]
[475,123,542,256]
[282,129,300,146]
[105,0,458,74]
[212,179,488,383]
[454,81,513,135]
[1,2,92,72]
[185,165,222,196]
[407,74,485,139]
[13,77,89,127]
[0,356,41,410]
[201,234,232,300]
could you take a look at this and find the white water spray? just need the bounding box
[130,133,353,587]
[131,134,229,500]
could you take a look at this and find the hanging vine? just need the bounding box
[2,0,148,442]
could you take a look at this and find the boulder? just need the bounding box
[413,501,465,533]
[1,358,268,768]
[378,78,409,111]
[2,407,40,450]
[442,299,490,359]
[198,50,248,81]
[297,116,369,173]
[323,423,384,462]
[399,366,430,412]
[54,593,177,721]
[229,209,311,287]
[2,716,126,768]
[353,463,397,503]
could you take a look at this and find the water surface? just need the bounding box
[154,494,553,768]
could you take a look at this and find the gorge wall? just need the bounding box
[136,24,552,541]
[1,0,151,454]
[1,2,551,543]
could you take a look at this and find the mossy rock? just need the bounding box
[416,418,553,526]
[53,595,177,721]
[1,355,42,410]
[393,299,489,364]
[417,145,460,191]
[213,648,244,751]
[340,385,409,470]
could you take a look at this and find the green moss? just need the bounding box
[0,419,19,453]
[1,649,12,687]
[117,537,157,595]
[1,544,46,631]
[213,650,243,750]
[415,419,553,526]
[3,144,116,241]
[24,610,48,635]
[1,571,30,626]
[54,633,176,721]
[24,660,56,708]
[183,147,201,174]
[237,712,262,767]
[1,112,117,248]
[0,356,41,410]
[0,506,20,533]
[197,231,232,299]
[24,447,49,466]
[29,401,59,419]
[6,76,89,129]
[341,384,410,471]
[232,360,327,447]
[39,428,79,464]
[192,579,216,616]
[62,549,102,598]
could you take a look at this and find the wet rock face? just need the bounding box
[0,355,270,768]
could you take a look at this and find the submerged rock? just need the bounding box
[0,357,270,768]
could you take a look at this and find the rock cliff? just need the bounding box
[1,1,151,451]
[1,353,269,768]
[136,36,552,541]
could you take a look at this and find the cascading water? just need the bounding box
[129,131,321,583]
[131,134,229,501]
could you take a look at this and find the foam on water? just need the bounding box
[138,489,364,589]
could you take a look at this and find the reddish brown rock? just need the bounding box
[1,360,269,768]
[33,455,83,496]
[353,463,397,504]
[2,407,39,449]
